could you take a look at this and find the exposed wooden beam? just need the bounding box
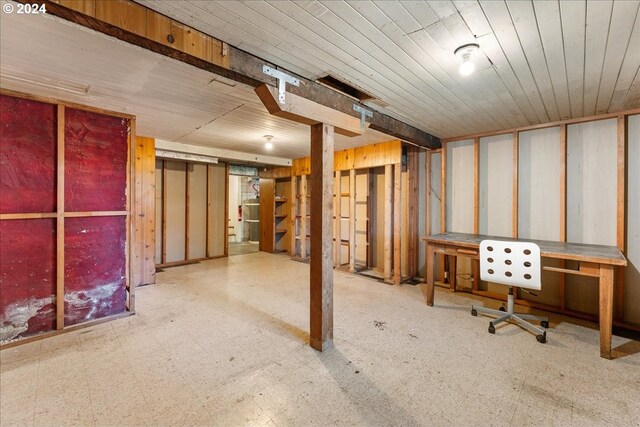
[255,84,362,137]
[309,123,334,352]
[33,0,440,148]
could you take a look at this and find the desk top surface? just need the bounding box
[421,232,627,266]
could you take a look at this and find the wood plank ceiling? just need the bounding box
[0,7,394,161]
[137,0,640,138]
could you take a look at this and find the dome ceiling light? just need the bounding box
[454,43,480,77]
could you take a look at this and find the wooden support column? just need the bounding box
[393,163,402,285]
[349,169,356,272]
[512,131,519,238]
[309,123,334,352]
[407,147,419,278]
[559,125,567,310]
[334,171,341,267]
[616,115,626,321]
[599,264,615,359]
[56,105,65,330]
[300,175,308,259]
[290,176,297,256]
[384,164,393,281]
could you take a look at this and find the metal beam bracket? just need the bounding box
[263,65,300,104]
[353,104,373,132]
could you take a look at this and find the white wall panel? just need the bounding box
[625,114,640,324]
[164,161,186,263]
[479,134,513,237]
[446,140,474,233]
[188,163,208,259]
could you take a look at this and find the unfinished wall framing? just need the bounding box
[427,107,640,330]
[0,90,140,346]
[155,159,227,268]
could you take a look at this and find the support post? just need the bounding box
[349,168,356,272]
[334,170,341,267]
[393,163,402,284]
[300,175,307,259]
[309,123,334,352]
[384,164,393,281]
[56,105,65,330]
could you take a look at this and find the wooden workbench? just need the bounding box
[422,232,627,359]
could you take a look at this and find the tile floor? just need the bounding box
[1,252,639,426]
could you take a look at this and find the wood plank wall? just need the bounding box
[427,107,640,331]
[52,0,229,69]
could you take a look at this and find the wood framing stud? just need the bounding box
[56,105,65,330]
[309,123,334,352]
[300,175,308,259]
[384,164,393,280]
[393,163,401,285]
[349,169,356,272]
[334,171,341,267]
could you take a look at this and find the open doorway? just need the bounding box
[228,167,261,256]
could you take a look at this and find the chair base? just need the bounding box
[471,289,549,343]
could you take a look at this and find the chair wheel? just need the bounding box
[541,321,549,329]
[471,308,477,316]
[499,306,506,312]
[488,324,495,334]
[536,333,547,344]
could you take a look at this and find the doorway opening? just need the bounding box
[228,166,261,256]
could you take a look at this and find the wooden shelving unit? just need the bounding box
[259,178,291,253]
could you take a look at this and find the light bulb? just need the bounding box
[459,59,475,76]
[265,141,274,150]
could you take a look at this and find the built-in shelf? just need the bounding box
[244,202,259,206]
[275,214,288,219]
[245,219,259,223]
[275,198,287,203]
[275,229,287,234]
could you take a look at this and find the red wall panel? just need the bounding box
[0,95,57,214]
[0,219,56,342]
[64,216,126,326]
[65,108,128,212]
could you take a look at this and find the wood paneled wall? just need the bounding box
[52,0,229,68]
[429,108,640,331]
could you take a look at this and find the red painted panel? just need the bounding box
[0,219,56,342]
[0,95,57,214]
[64,216,126,326]
[65,109,127,212]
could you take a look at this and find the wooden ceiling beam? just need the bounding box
[29,0,441,149]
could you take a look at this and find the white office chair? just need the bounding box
[471,240,549,343]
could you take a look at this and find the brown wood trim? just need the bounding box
[205,164,211,258]
[185,163,190,261]
[161,159,167,264]
[558,124,567,311]
[0,311,133,350]
[425,151,431,237]
[473,137,479,234]
[56,104,65,331]
[616,115,627,321]
[224,162,230,257]
[0,88,135,119]
[443,107,640,143]
[125,118,134,312]
[393,163,402,284]
[0,213,57,220]
[512,131,519,238]
[64,211,128,217]
[440,142,446,233]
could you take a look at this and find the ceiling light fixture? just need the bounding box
[263,135,274,150]
[454,43,480,77]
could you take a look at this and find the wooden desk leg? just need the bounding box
[426,243,435,306]
[599,264,614,359]
[448,255,457,292]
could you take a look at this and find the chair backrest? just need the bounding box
[479,240,541,290]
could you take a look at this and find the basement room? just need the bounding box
[1,1,639,426]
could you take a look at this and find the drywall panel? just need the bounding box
[518,127,562,240]
[0,219,56,342]
[446,140,474,233]
[65,108,128,212]
[208,163,227,257]
[625,114,640,324]
[566,119,617,314]
[355,170,368,266]
[518,127,563,306]
[479,134,513,237]
[164,161,186,263]
[0,95,56,214]
[567,119,617,245]
[417,150,426,277]
[64,216,126,326]
[188,163,207,259]
[155,160,163,264]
